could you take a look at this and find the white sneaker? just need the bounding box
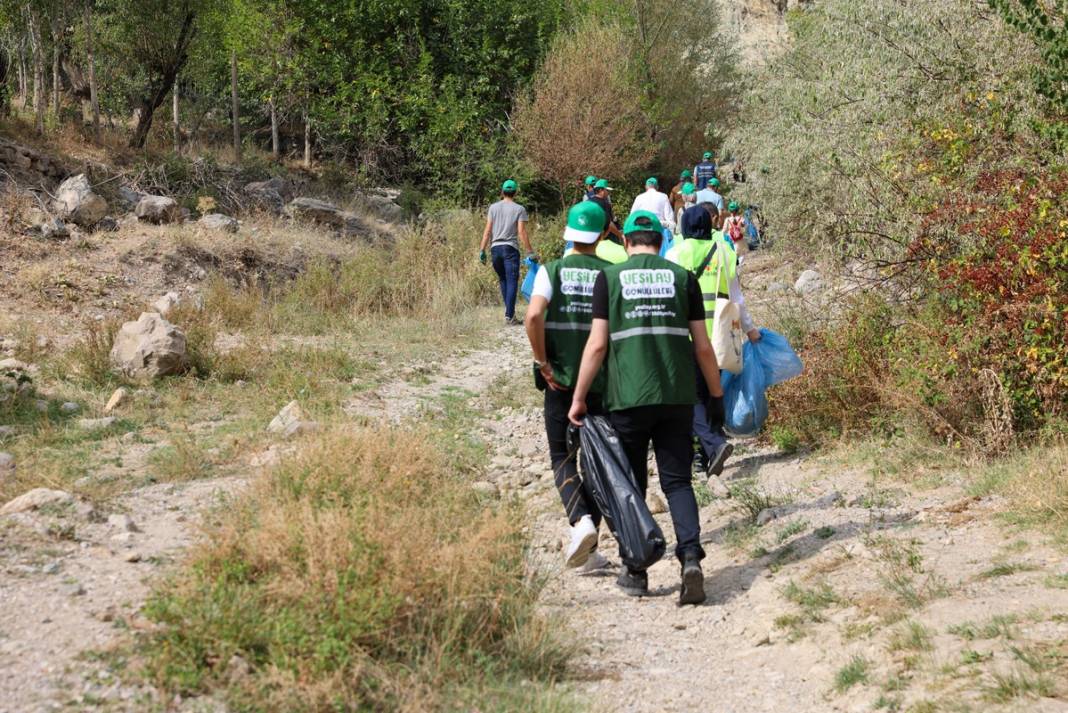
[576,550,612,575]
[565,515,598,568]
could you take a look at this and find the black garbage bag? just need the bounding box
[568,416,666,571]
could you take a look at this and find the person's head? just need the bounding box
[728,200,740,215]
[622,210,663,252]
[703,151,713,162]
[645,176,658,191]
[564,201,607,248]
[584,175,597,189]
[679,169,693,182]
[593,178,613,198]
[709,177,721,191]
[680,205,712,240]
[681,181,696,204]
[501,179,518,198]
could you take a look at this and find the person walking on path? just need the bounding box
[630,177,676,234]
[568,210,724,606]
[694,151,718,190]
[722,200,749,253]
[666,205,761,486]
[583,175,597,201]
[590,179,625,244]
[675,182,696,235]
[695,176,725,217]
[670,170,693,213]
[525,201,616,572]
[480,179,537,325]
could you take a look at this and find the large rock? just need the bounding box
[199,213,239,233]
[1,488,73,515]
[135,195,183,224]
[117,186,144,209]
[285,197,390,241]
[53,174,108,227]
[353,190,403,223]
[109,312,189,380]
[794,269,824,295]
[244,177,293,213]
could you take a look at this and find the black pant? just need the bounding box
[544,388,603,526]
[610,404,705,562]
[694,361,727,459]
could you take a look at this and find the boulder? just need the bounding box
[794,269,824,295]
[244,177,293,213]
[117,186,144,209]
[135,195,183,224]
[151,291,181,317]
[268,400,305,434]
[285,197,390,241]
[53,174,108,227]
[0,488,73,515]
[353,190,403,223]
[199,213,239,233]
[109,312,189,380]
[39,217,69,239]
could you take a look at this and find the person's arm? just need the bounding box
[660,196,676,231]
[607,221,623,241]
[524,294,562,390]
[518,219,537,259]
[480,216,492,255]
[728,275,759,341]
[568,318,609,425]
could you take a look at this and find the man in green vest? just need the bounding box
[568,210,724,606]
[525,201,617,571]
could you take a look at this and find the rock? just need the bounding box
[0,426,16,440]
[244,177,292,212]
[151,291,181,317]
[250,445,283,468]
[471,481,499,497]
[0,452,14,474]
[282,420,319,439]
[352,190,403,223]
[33,399,48,413]
[0,488,74,515]
[110,531,135,546]
[41,561,61,575]
[766,281,788,293]
[135,195,183,224]
[706,476,730,499]
[648,492,668,515]
[39,217,70,239]
[0,357,30,372]
[103,387,127,414]
[107,513,140,533]
[59,402,80,414]
[62,581,86,597]
[109,312,189,380]
[95,216,119,232]
[117,186,144,209]
[268,400,305,434]
[794,269,824,295]
[285,197,387,241]
[198,213,239,233]
[123,551,142,563]
[77,416,116,431]
[813,490,844,508]
[53,174,108,227]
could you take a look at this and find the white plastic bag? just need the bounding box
[711,255,745,374]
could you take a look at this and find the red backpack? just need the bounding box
[725,216,745,244]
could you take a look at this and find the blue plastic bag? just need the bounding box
[520,257,539,302]
[721,328,803,436]
[659,228,674,257]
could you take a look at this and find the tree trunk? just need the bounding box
[28,7,44,134]
[230,50,240,164]
[303,111,311,168]
[51,21,61,119]
[84,2,100,141]
[16,46,26,107]
[269,95,279,160]
[0,49,9,116]
[172,85,180,152]
[128,10,196,149]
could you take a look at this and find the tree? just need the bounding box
[512,20,658,201]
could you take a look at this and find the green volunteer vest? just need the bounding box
[602,253,697,411]
[543,253,610,392]
[670,232,737,339]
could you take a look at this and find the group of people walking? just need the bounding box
[481,152,761,605]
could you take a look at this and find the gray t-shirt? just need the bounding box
[487,199,528,249]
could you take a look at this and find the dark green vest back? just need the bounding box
[544,253,610,391]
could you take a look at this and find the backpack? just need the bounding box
[725,216,745,244]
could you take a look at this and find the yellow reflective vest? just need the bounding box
[665,231,737,338]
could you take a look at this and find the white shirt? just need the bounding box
[629,188,676,231]
[531,265,553,301]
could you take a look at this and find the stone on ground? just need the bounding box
[103,387,127,414]
[39,217,69,239]
[244,177,293,212]
[198,213,239,233]
[53,174,108,227]
[647,492,668,514]
[0,488,74,515]
[0,452,14,474]
[109,312,189,380]
[107,513,140,532]
[78,416,117,431]
[794,269,824,294]
[471,481,499,497]
[151,291,181,317]
[135,195,183,224]
[59,402,80,414]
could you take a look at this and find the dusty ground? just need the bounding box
[2,250,1066,712]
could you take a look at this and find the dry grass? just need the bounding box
[973,443,1068,539]
[141,426,573,711]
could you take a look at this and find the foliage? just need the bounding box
[988,1,1068,113]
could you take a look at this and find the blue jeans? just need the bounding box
[491,244,520,319]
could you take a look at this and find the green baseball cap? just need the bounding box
[710,177,721,188]
[703,151,713,160]
[680,169,693,179]
[728,201,740,212]
[502,179,518,193]
[594,178,613,191]
[646,176,658,187]
[584,175,597,187]
[623,210,663,236]
[564,201,607,244]
[681,182,696,196]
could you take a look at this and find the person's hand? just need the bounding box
[707,395,726,429]
[747,328,762,343]
[479,249,487,265]
[526,252,539,264]
[540,363,563,391]
[568,398,587,426]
